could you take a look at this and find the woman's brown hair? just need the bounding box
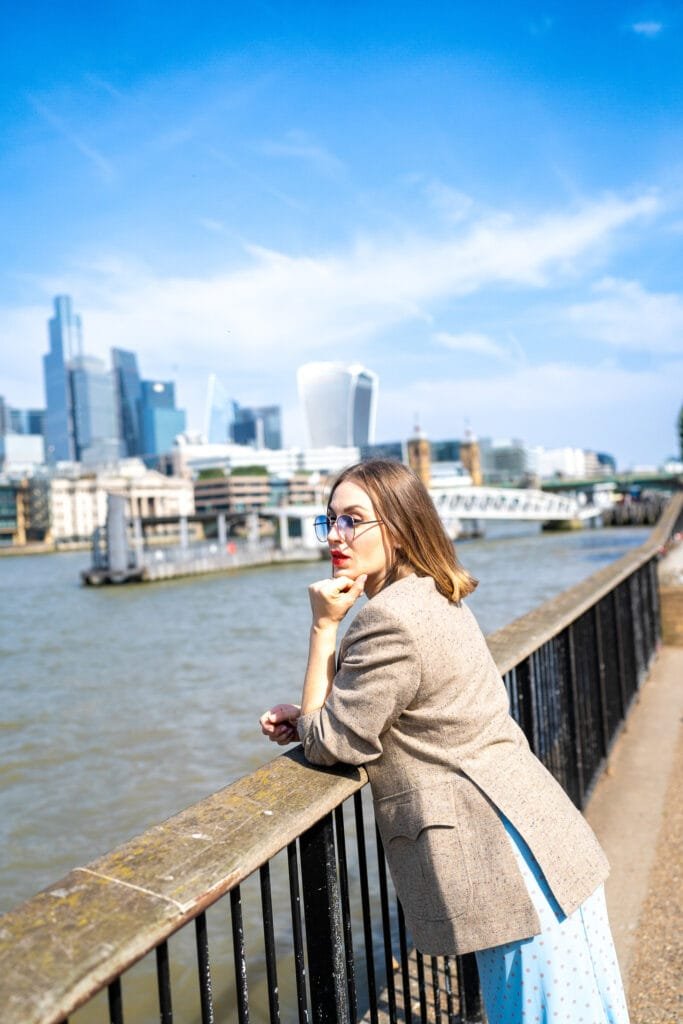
[328,459,477,602]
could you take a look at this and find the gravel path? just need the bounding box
[627,724,683,1024]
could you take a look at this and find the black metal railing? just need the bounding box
[2,493,681,1024]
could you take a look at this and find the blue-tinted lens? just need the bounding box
[314,515,330,542]
[335,515,355,541]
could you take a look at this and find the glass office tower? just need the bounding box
[112,348,143,456]
[43,295,81,462]
[69,355,120,463]
[231,402,282,449]
[297,362,378,448]
[140,380,186,459]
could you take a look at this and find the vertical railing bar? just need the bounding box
[566,622,586,807]
[612,585,629,718]
[443,956,458,1024]
[354,793,378,1024]
[375,824,398,1023]
[155,940,173,1024]
[287,841,310,1024]
[415,950,428,1023]
[230,885,251,1024]
[300,812,350,1024]
[195,911,215,1024]
[650,556,662,646]
[456,953,482,1024]
[334,805,358,1022]
[108,977,124,1024]
[260,863,281,1024]
[594,602,610,758]
[397,900,413,1024]
[430,956,442,1023]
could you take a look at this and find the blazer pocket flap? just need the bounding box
[377,784,458,841]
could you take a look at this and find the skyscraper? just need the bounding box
[140,380,186,459]
[112,348,143,456]
[231,402,282,449]
[69,355,120,463]
[204,374,231,444]
[297,362,378,448]
[43,295,82,462]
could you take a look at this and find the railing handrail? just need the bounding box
[488,490,682,675]
[1,492,681,1024]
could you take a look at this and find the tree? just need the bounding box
[679,404,683,461]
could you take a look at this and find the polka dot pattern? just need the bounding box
[475,816,630,1023]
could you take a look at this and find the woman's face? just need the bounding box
[327,480,396,597]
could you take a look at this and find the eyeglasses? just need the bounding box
[314,514,383,544]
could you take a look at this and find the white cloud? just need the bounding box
[434,331,510,360]
[631,21,663,37]
[0,190,661,431]
[568,278,683,353]
[378,360,682,466]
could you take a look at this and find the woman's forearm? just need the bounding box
[300,623,338,714]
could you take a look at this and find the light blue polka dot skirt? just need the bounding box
[475,816,630,1023]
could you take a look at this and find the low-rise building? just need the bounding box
[194,470,324,517]
[49,460,194,542]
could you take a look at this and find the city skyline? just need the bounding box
[2,3,683,466]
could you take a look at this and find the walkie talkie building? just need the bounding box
[297,362,378,448]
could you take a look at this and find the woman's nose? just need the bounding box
[327,519,342,540]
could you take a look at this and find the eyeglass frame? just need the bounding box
[313,513,383,544]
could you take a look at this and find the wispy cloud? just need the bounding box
[257,131,345,177]
[434,331,511,360]
[198,218,226,234]
[630,21,663,37]
[568,277,683,353]
[423,181,475,223]
[27,96,115,183]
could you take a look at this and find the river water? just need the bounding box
[0,524,650,1023]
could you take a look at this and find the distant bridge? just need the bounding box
[429,486,600,526]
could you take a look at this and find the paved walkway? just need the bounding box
[585,644,683,1023]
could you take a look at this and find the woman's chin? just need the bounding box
[333,563,356,578]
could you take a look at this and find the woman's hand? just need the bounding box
[260,703,301,745]
[308,574,367,630]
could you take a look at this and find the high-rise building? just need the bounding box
[204,374,232,444]
[69,355,120,463]
[0,397,10,436]
[9,408,45,436]
[231,403,282,449]
[43,295,82,462]
[112,349,143,456]
[297,362,378,448]
[140,380,186,459]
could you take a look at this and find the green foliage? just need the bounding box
[231,465,269,476]
[198,468,226,479]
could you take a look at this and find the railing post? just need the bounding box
[457,953,484,1022]
[300,812,350,1024]
[566,623,586,807]
[593,604,610,759]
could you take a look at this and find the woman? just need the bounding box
[260,460,629,1024]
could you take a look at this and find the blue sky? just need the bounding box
[1,1,682,467]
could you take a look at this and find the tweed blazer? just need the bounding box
[297,573,609,955]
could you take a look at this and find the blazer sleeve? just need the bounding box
[296,603,422,766]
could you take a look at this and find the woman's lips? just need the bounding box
[331,551,350,565]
